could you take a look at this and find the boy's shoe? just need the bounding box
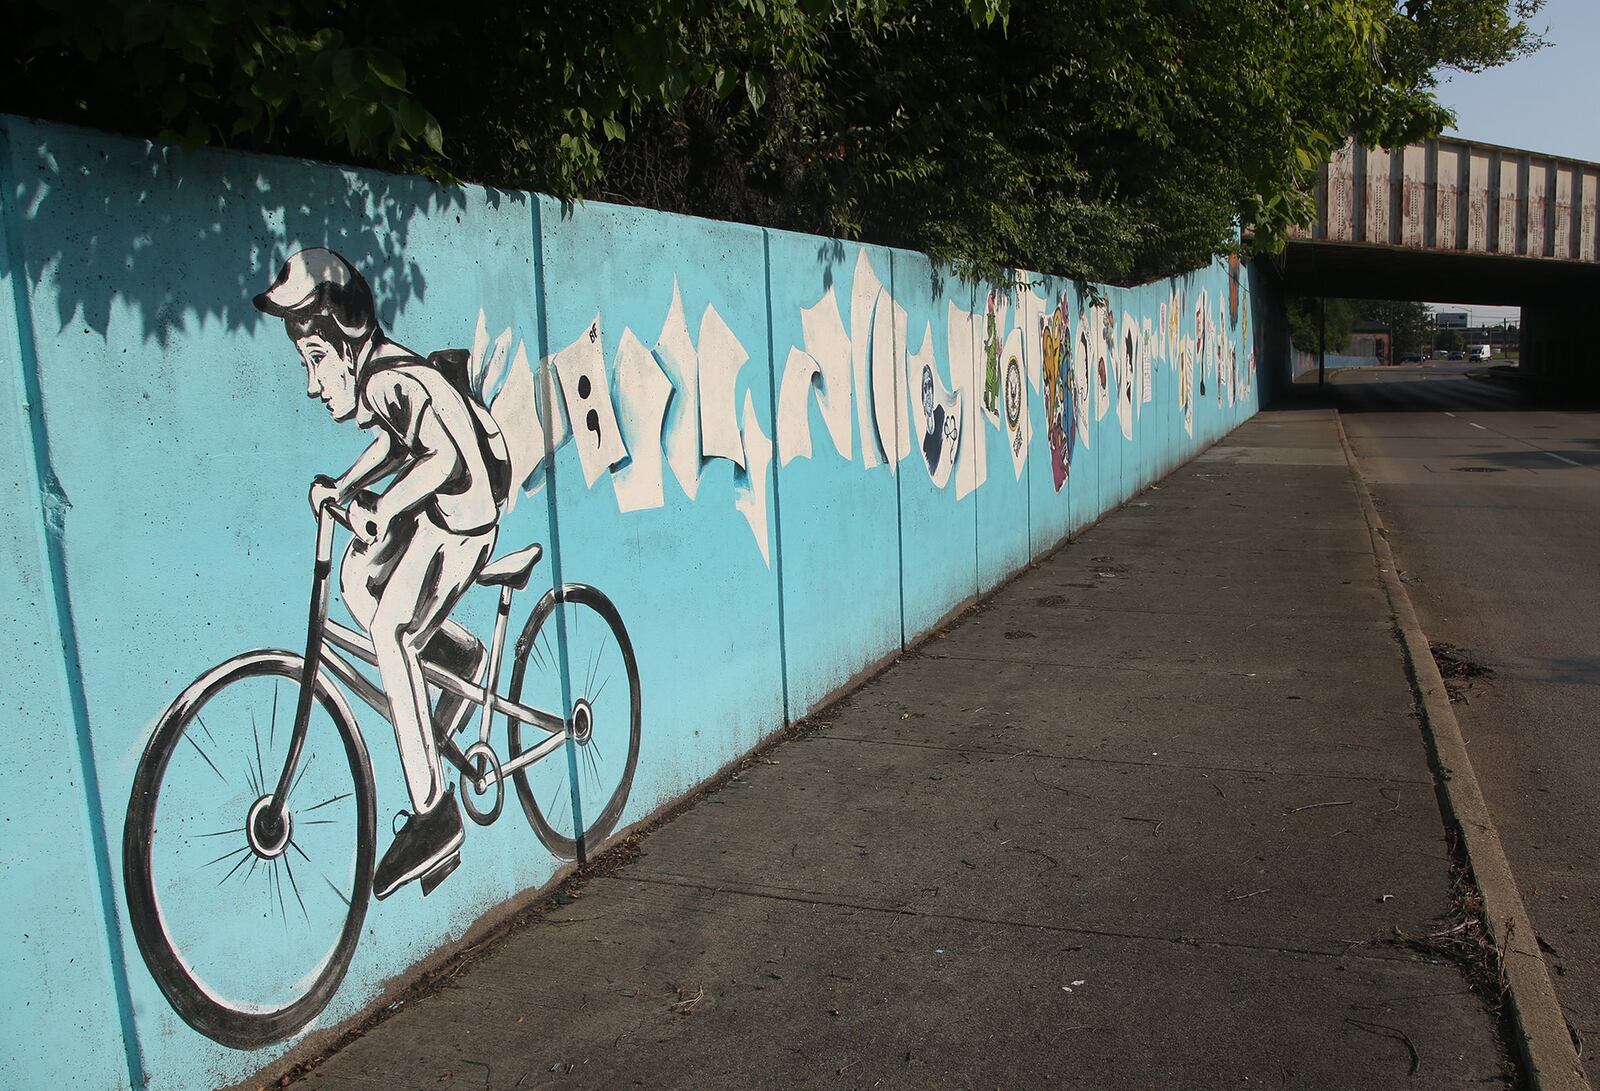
[373,789,464,900]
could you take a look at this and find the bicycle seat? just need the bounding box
[476,544,543,590]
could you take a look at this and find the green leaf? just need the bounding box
[365,50,408,92]
[396,95,429,139]
[422,115,444,156]
[602,116,626,141]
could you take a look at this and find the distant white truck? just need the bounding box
[1467,344,1492,361]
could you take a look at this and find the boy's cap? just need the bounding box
[254,248,356,318]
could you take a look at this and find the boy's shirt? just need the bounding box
[360,351,510,536]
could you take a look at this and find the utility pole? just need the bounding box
[1318,296,1326,386]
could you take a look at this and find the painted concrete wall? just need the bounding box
[0,116,1264,1090]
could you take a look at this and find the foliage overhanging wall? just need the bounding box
[0,116,1267,1090]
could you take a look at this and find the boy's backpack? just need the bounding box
[363,347,513,507]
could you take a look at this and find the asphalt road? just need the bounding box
[1333,363,1600,1083]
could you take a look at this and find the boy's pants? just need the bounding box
[342,506,496,813]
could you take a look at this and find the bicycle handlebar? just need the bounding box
[321,499,356,532]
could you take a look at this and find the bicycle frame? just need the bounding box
[264,504,568,829]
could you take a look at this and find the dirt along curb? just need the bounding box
[1333,413,1588,1091]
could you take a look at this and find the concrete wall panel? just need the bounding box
[534,197,786,835]
[893,250,979,641]
[0,125,137,1091]
[766,231,902,714]
[1468,152,1491,253]
[1366,148,1392,244]
[1435,147,1460,250]
[1528,163,1548,257]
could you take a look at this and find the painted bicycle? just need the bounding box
[123,497,640,1049]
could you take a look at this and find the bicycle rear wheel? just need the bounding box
[506,584,641,861]
[123,650,376,1049]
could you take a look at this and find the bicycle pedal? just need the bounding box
[419,851,461,897]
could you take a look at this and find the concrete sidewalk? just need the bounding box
[289,409,1511,1090]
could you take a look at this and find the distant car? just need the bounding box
[1467,344,1492,361]
[1399,350,1424,363]
[1448,351,1466,360]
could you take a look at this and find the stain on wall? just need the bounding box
[0,115,1263,1090]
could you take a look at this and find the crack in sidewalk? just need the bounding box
[609,872,1433,969]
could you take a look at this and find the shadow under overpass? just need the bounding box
[1265,241,1600,391]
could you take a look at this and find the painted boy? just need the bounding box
[254,248,511,899]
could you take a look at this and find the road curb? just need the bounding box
[1334,412,1589,1091]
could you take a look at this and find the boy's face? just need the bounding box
[296,334,358,421]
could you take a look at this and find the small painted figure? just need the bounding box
[921,364,946,474]
[983,291,1002,416]
[1041,300,1073,491]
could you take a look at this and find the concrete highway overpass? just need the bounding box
[1269,136,1600,384]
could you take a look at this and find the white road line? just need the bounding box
[1545,452,1581,466]
[1444,411,1457,418]
[1469,422,1486,430]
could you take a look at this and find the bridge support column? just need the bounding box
[1520,302,1595,391]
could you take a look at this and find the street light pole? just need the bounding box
[1318,296,1326,387]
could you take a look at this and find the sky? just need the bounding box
[1424,0,1593,323]
[1434,0,1598,162]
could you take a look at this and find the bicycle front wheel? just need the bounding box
[123,650,376,1050]
[506,584,641,860]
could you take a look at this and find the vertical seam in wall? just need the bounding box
[969,280,980,597]
[889,254,907,650]
[528,199,586,858]
[1023,276,1033,563]
[761,231,791,726]
[0,124,147,1091]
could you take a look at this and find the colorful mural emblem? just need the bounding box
[972,289,998,419]
[1041,299,1074,490]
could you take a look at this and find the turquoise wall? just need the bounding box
[0,116,1264,1089]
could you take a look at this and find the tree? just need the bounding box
[1360,300,1433,355]
[1,0,1546,284]
[1287,297,1359,355]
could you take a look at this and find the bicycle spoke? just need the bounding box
[184,732,229,787]
[320,870,352,909]
[268,681,279,748]
[288,751,316,803]
[300,791,351,815]
[252,711,265,795]
[201,843,251,870]
[289,839,313,864]
[282,852,311,924]
[196,713,218,748]
[591,673,610,707]
[196,826,246,839]
[585,742,602,792]
[272,860,287,924]
[217,851,252,886]
[547,775,567,833]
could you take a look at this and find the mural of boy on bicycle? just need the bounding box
[122,245,642,1051]
[253,248,511,900]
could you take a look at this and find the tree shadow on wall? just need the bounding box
[8,125,525,346]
